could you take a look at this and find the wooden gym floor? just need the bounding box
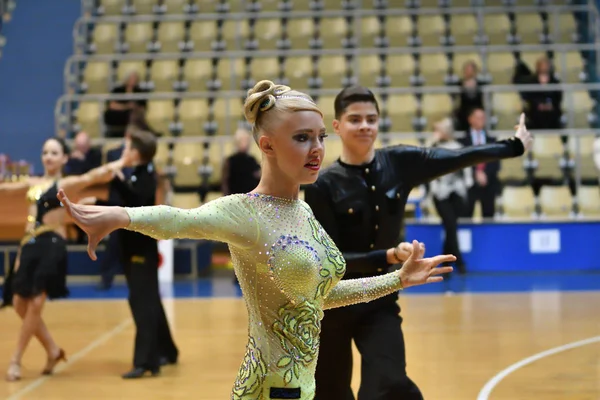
[0,285,599,400]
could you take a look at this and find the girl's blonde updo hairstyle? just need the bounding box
[243,80,323,142]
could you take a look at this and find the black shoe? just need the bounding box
[121,367,160,379]
[159,356,178,366]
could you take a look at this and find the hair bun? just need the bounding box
[244,80,292,125]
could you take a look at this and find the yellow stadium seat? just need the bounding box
[255,18,283,50]
[531,135,564,179]
[83,61,111,94]
[318,56,348,89]
[145,100,175,136]
[182,59,213,92]
[189,21,219,52]
[97,0,126,15]
[418,54,449,86]
[388,94,419,132]
[156,22,185,53]
[150,60,179,92]
[385,16,413,47]
[179,99,210,136]
[483,13,511,45]
[116,60,147,83]
[173,142,204,186]
[568,135,597,180]
[385,55,416,87]
[76,101,103,138]
[487,52,516,85]
[287,18,314,49]
[577,185,600,217]
[540,185,573,217]
[450,14,479,46]
[283,56,313,90]
[491,92,523,130]
[502,186,536,218]
[416,15,446,47]
[514,13,544,44]
[123,22,153,53]
[421,94,454,127]
[91,23,119,54]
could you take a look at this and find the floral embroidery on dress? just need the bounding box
[272,301,322,385]
[232,337,267,399]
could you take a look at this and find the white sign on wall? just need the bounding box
[158,239,174,283]
[458,229,472,253]
[529,229,561,253]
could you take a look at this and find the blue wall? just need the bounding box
[0,0,81,173]
[406,221,600,272]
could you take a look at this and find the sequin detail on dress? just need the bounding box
[124,193,406,399]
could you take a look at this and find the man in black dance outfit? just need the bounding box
[113,129,179,379]
[305,86,532,400]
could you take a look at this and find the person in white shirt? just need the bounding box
[429,118,473,274]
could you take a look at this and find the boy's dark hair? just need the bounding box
[128,128,157,164]
[333,86,380,119]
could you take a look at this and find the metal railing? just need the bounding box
[54,82,600,136]
[63,41,600,95]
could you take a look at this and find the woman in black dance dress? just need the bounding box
[0,137,125,381]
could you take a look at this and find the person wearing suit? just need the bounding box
[111,129,178,378]
[458,108,501,218]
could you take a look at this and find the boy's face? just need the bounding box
[122,137,141,166]
[333,101,380,155]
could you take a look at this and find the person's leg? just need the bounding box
[123,259,160,378]
[314,307,356,400]
[481,183,497,218]
[355,298,423,400]
[99,232,121,289]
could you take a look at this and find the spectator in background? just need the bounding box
[459,108,501,218]
[65,131,102,175]
[521,56,563,134]
[221,128,261,195]
[103,71,148,138]
[428,118,472,274]
[454,60,485,131]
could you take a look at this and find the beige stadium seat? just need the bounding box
[283,56,313,90]
[213,98,244,136]
[318,56,348,89]
[214,58,244,91]
[568,135,597,180]
[554,51,585,83]
[491,92,523,130]
[124,22,154,53]
[172,193,201,209]
[386,54,416,87]
[150,60,179,92]
[531,135,564,179]
[486,52,515,84]
[156,21,185,52]
[250,58,280,82]
[519,51,546,72]
[539,185,572,217]
[76,101,103,138]
[83,61,111,94]
[416,15,446,47]
[315,95,337,130]
[173,142,204,186]
[483,13,511,45]
[385,16,414,47]
[452,52,482,77]
[91,23,119,54]
[360,16,381,48]
[97,0,126,15]
[179,99,210,136]
[322,136,343,168]
[196,0,220,13]
[387,135,422,148]
[255,18,283,50]
[116,60,147,84]
[418,54,449,86]
[153,141,170,172]
[499,157,527,181]
[549,13,577,44]
[258,0,280,12]
[502,186,536,218]
[421,94,453,127]
[388,94,419,132]
[357,55,384,88]
[577,185,600,217]
[515,13,544,44]
[183,59,213,91]
[450,14,479,46]
[569,91,594,129]
[131,0,158,14]
[221,19,250,50]
[163,0,188,14]
[320,17,348,49]
[145,100,175,136]
[287,18,314,49]
[189,21,219,52]
[207,142,227,185]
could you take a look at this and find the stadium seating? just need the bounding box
[59,0,598,219]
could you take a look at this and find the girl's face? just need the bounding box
[41,139,68,175]
[260,110,327,185]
